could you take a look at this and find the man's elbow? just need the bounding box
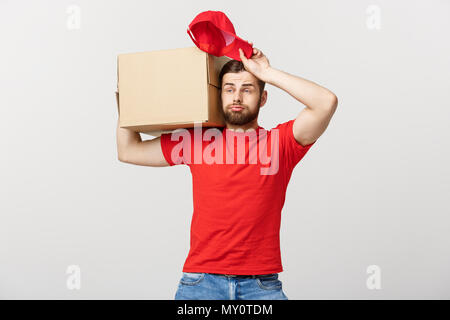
[328,93,338,110]
[318,91,338,111]
[117,151,128,163]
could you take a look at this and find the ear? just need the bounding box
[259,90,268,108]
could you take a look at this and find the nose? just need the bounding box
[233,90,243,103]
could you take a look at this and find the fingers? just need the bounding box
[252,48,262,57]
[245,40,261,56]
[247,43,259,54]
[241,42,263,58]
[238,48,247,61]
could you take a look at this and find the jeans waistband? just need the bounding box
[208,273,277,279]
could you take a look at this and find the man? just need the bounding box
[116,45,338,300]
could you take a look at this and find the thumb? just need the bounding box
[239,48,247,63]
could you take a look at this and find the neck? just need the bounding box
[225,120,259,132]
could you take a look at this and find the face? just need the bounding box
[220,71,267,127]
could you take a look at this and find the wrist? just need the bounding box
[261,66,276,84]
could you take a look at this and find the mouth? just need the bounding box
[230,105,244,111]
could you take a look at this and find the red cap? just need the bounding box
[187,10,253,61]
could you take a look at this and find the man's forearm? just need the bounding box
[116,119,142,160]
[263,67,337,111]
[116,91,142,159]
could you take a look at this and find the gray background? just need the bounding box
[1,0,449,299]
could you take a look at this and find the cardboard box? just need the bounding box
[116,46,231,137]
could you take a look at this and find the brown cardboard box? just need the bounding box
[116,46,231,137]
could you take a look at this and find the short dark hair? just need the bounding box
[218,60,266,96]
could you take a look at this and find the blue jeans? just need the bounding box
[174,272,288,300]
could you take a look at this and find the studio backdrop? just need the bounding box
[1,0,449,299]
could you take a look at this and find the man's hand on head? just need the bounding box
[238,42,272,83]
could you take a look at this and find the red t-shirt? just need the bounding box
[160,119,315,275]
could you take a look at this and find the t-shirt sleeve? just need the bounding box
[160,129,191,166]
[274,119,316,169]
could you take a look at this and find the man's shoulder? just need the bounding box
[266,120,294,137]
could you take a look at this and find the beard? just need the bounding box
[221,95,261,126]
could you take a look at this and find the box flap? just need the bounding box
[207,54,232,88]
